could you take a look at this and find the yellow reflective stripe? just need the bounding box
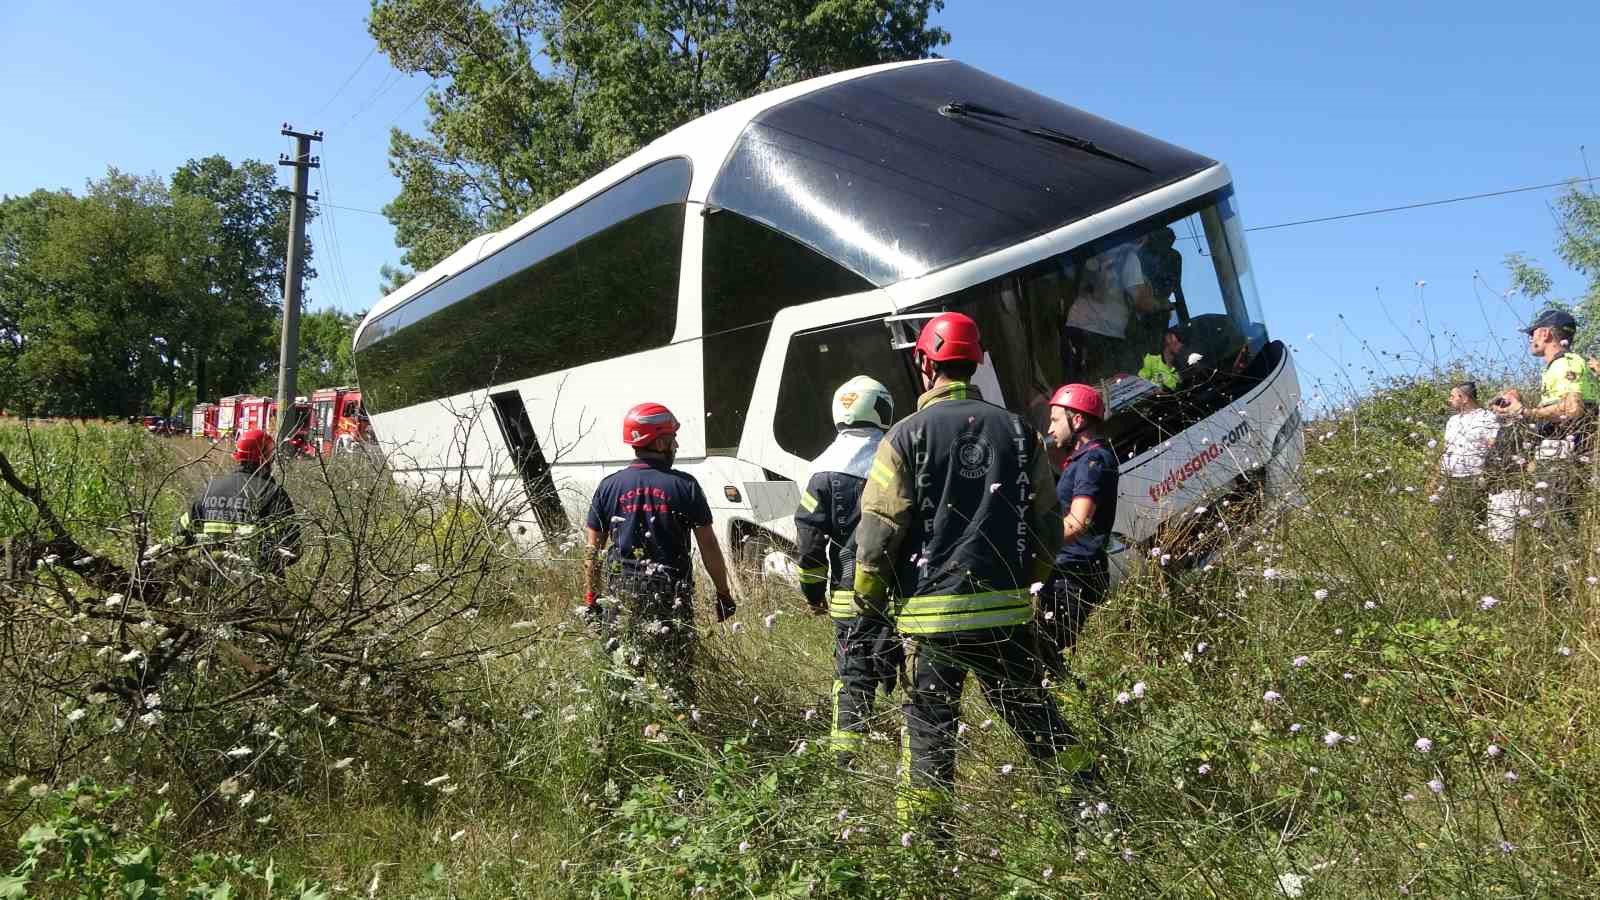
[799,490,819,512]
[178,512,191,529]
[831,729,864,752]
[898,589,1029,615]
[896,605,1033,634]
[829,591,857,619]
[869,459,896,488]
[949,381,968,400]
[797,566,827,585]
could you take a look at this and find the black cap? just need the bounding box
[1524,308,1577,333]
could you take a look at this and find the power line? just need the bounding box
[314,46,377,118]
[1244,176,1600,233]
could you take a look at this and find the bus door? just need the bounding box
[487,390,569,537]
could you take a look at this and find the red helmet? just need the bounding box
[233,428,276,465]
[1049,383,1106,420]
[913,312,984,376]
[622,402,681,447]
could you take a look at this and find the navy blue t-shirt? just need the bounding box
[585,458,713,576]
[1055,439,1120,565]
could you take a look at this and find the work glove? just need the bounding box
[800,581,828,616]
[714,590,737,623]
[849,616,904,696]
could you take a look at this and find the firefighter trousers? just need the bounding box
[899,626,1092,825]
[599,567,698,707]
[1036,557,1109,678]
[831,616,898,763]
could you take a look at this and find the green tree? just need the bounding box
[1503,184,1600,355]
[370,0,950,271]
[252,308,361,395]
[170,155,308,403]
[0,173,212,416]
[378,262,414,296]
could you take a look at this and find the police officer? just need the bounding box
[854,312,1095,829]
[1038,384,1119,676]
[176,428,300,572]
[794,375,902,767]
[583,402,736,706]
[1493,309,1600,527]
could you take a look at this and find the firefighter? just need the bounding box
[853,312,1096,830]
[583,402,737,706]
[1037,384,1119,676]
[794,375,902,767]
[176,428,300,572]
[1493,308,1600,527]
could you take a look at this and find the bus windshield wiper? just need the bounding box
[939,101,1151,173]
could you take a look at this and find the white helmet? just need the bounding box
[832,375,894,430]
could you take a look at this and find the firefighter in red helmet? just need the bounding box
[853,312,1096,832]
[583,402,737,705]
[1038,383,1119,675]
[176,428,300,572]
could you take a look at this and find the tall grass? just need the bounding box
[1,384,1596,898]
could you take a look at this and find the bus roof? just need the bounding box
[356,59,1214,346]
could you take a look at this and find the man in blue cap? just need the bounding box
[1494,308,1599,527]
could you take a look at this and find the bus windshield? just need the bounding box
[775,188,1275,463]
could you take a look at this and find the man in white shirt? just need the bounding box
[1431,381,1501,545]
[1063,241,1158,382]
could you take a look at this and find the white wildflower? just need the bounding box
[1115,691,1132,705]
[1557,646,1573,657]
[1131,681,1146,699]
[1363,600,1377,610]
[1313,589,1329,601]
[1478,595,1500,611]
[1414,738,1433,753]
[118,649,143,663]
[1426,778,1445,795]
[332,757,355,770]
[900,832,914,848]
[65,708,87,723]
[762,613,777,630]
[1292,655,1310,668]
[1504,770,1519,783]
[999,763,1014,775]
[1485,743,1502,758]
[226,746,252,758]
[104,593,125,608]
[1263,690,1282,703]
[238,789,256,807]
[1323,730,1344,748]
[1289,723,1303,733]
[1197,763,1212,775]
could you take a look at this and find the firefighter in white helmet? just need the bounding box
[793,376,901,767]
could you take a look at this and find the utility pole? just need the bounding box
[275,124,322,446]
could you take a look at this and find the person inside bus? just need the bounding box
[1062,241,1159,384]
[1138,326,1188,391]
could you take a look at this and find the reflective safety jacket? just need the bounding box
[1540,352,1600,406]
[177,469,300,569]
[853,381,1061,634]
[795,427,885,619]
[1538,351,1600,444]
[1138,353,1179,390]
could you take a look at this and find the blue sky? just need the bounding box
[2,0,1596,400]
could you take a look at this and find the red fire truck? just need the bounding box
[236,396,270,436]
[309,387,372,456]
[216,395,253,440]
[191,403,219,440]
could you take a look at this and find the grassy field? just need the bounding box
[1,386,1597,898]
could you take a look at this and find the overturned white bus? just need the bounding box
[352,59,1303,580]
